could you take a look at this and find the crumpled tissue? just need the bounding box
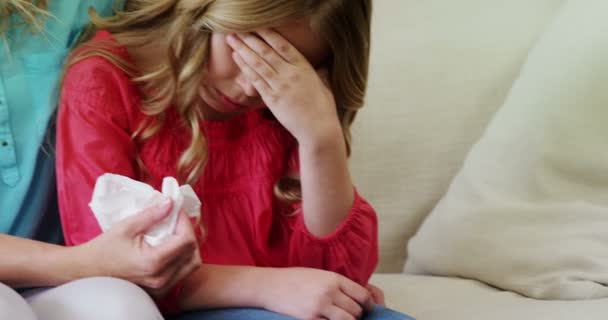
[89,173,201,246]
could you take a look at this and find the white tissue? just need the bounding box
[89,173,201,246]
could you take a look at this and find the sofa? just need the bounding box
[354,0,608,319]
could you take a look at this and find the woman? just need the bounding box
[0,1,199,319]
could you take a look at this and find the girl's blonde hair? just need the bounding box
[65,0,372,203]
[1,0,49,40]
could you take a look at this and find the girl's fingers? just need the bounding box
[334,292,364,318]
[340,279,375,312]
[367,284,386,307]
[322,305,356,320]
[316,68,331,89]
[256,28,306,65]
[226,34,281,90]
[235,32,287,71]
[232,52,273,98]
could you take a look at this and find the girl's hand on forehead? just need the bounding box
[226,29,342,148]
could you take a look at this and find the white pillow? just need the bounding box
[405,0,608,300]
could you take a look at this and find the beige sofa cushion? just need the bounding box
[351,0,565,272]
[406,0,608,299]
[371,274,608,320]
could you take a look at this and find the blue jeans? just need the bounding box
[170,306,414,320]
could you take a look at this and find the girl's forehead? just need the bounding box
[273,20,329,67]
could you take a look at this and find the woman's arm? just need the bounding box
[0,234,93,288]
[0,206,199,293]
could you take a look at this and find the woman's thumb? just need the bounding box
[120,197,173,236]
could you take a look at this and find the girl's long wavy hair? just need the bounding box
[65,0,372,203]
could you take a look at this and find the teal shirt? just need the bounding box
[0,1,118,242]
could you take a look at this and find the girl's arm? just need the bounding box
[227,30,378,285]
[298,131,355,237]
[226,30,357,237]
[179,264,267,309]
[179,265,374,319]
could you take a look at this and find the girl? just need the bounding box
[0,1,200,319]
[56,1,412,319]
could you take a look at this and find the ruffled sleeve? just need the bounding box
[56,55,139,246]
[283,145,379,285]
[287,190,379,285]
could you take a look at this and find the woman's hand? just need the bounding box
[260,267,374,320]
[78,201,201,298]
[226,29,341,148]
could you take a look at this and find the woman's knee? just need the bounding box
[27,277,162,320]
[0,282,37,320]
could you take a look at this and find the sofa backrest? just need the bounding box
[351,0,566,272]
